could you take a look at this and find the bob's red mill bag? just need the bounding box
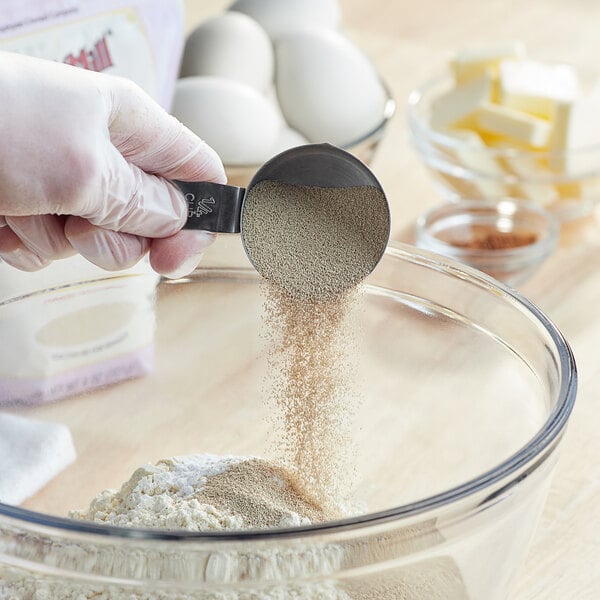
[0,0,184,108]
[0,1,184,406]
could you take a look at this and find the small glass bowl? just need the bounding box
[407,66,600,221]
[416,200,559,286]
[225,82,396,187]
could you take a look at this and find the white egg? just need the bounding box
[265,84,287,122]
[275,29,386,146]
[172,77,282,165]
[270,127,309,155]
[229,0,341,39]
[180,12,274,93]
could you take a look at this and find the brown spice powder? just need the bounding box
[450,230,538,250]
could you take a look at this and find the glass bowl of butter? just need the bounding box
[0,241,576,600]
[407,41,600,221]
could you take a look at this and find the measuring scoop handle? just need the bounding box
[173,180,246,234]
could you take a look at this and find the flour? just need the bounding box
[1,453,353,599]
[0,574,350,600]
[70,454,246,531]
[0,454,468,599]
[70,454,334,531]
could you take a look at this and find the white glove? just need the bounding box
[0,52,226,277]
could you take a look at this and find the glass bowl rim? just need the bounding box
[0,244,577,542]
[406,66,600,165]
[416,198,560,260]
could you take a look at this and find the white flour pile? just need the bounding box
[0,454,468,599]
[69,454,247,530]
[1,453,350,599]
[1,577,348,600]
[70,454,336,530]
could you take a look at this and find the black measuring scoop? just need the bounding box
[175,143,391,295]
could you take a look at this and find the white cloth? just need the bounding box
[0,413,76,505]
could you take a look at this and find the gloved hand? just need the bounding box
[0,52,226,277]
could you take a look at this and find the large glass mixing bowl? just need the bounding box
[0,241,576,599]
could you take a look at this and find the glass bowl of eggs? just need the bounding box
[223,83,396,187]
[0,240,576,599]
[407,42,600,221]
[172,6,395,187]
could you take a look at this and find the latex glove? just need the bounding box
[0,52,226,277]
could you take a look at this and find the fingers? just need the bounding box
[80,145,189,238]
[64,218,215,276]
[0,214,152,272]
[0,224,50,271]
[63,217,215,276]
[0,215,75,271]
[0,212,216,276]
[6,215,76,260]
[150,230,216,278]
[64,216,149,271]
[105,78,226,183]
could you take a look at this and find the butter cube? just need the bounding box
[445,129,507,197]
[430,75,492,131]
[476,103,551,148]
[500,59,578,119]
[549,89,600,174]
[501,156,557,206]
[481,139,557,206]
[451,41,527,85]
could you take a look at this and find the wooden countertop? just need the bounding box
[2,1,595,597]
[183,2,600,597]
